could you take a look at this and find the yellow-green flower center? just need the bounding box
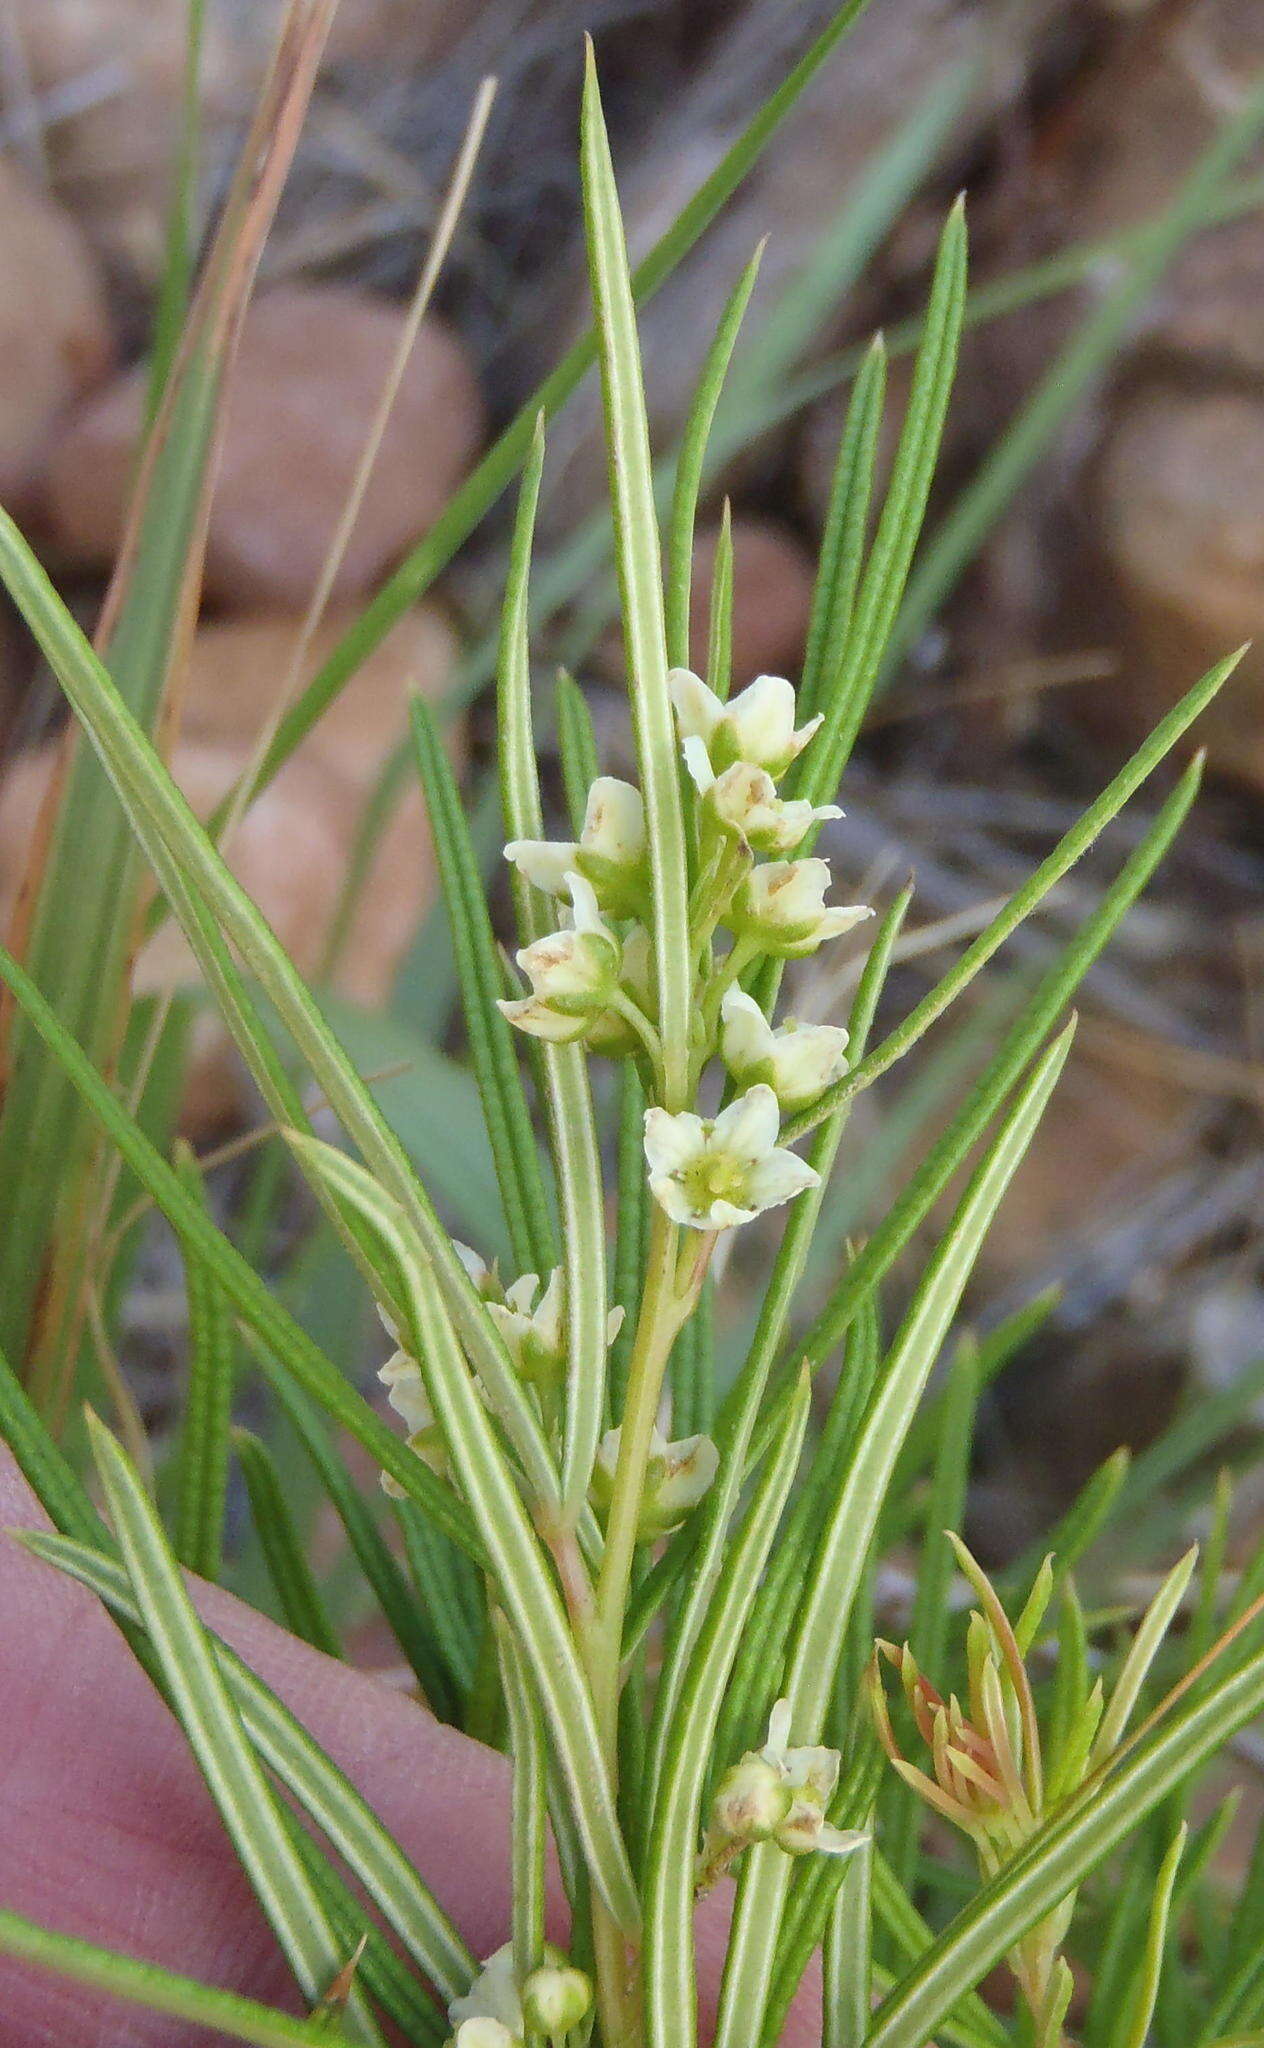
[681,1149,749,1212]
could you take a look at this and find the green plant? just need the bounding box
[2,11,1264,2048]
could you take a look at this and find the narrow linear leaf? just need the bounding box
[174,1143,236,1580]
[495,425,607,1517]
[581,43,691,1109]
[395,1497,483,1697]
[643,1369,812,2048]
[664,245,765,670]
[799,335,888,724]
[1109,1825,1187,2048]
[497,1611,549,1981]
[410,697,552,1279]
[86,1416,383,2042]
[715,1025,1074,2048]
[290,1136,638,1934]
[823,1836,872,2048]
[0,1906,358,2048]
[799,199,967,808]
[556,670,602,830]
[232,1427,341,1659]
[705,497,735,701]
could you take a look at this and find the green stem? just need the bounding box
[586,1202,687,2048]
[607,989,665,1076]
[594,1206,686,1726]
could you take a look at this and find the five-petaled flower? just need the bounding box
[643,1084,819,1231]
[670,668,822,779]
[505,776,647,917]
[720,986,850,1110]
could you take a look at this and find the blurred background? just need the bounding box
[1,0,1262,1582]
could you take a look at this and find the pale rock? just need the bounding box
[3,0,245,276]
[0,600,462,1129]
[689,519,815,687]
[178,604,459,796]
[45,285,485,607]
[1094,383,1264,786]
[0,156,112,507]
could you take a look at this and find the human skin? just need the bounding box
[0,1450,820,2046]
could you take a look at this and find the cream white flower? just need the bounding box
[488,1267,624,1394]
[720,987,850,1111]
[377,1352,446,1491]
[731,858,872,958]
[757,1698,866,1856]
[449,1946,523,2045]
[498,873,620,1041]
[449,1943,584,2048]
[700,1699,866,1887]
[670,667,823,779]
[591,1422,719,1535]
[643,1084,819,1231]
[683,739,841,855]
[505,776,647,916]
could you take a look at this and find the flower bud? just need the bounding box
[720,987,850,1111]
[591,1424,718,1536]
[506,776,648,917]
[711,1754,793,1844]
[670,668,822,780]
[521,1964,592,2038]
[730,859,872,959]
